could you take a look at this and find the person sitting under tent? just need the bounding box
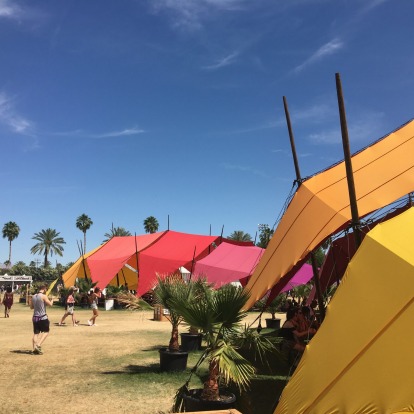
[279,307,316,366]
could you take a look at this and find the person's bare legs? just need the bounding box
[59,312,69,325]
[37,332,49,347]
[89,309,99,325]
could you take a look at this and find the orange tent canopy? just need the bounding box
[245,119,414,308]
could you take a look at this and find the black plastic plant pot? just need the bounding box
[265,318,281,329]
[159,348,188,372]
[180,333,202,352]
[183,389,236,412]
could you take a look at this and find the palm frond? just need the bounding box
[115,292,153,311]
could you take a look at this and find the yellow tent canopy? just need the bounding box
[245,119,414,309]
[275,207,414,414]
[62,245,104,288]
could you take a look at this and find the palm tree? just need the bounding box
[103,225,132,243]
[76,214,93,252]
[143,216,159,234]
[172,284,276,408]
[30,228,66,267]
[256,224,274,248]
[228,230,252,242]
[2,221,20,264]
[153,274,209,352]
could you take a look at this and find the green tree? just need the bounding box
[103,225,131,243]
[76,214,93,252]
[227,230,252,242]
[172,284,276,408]
[2,221,20,264]
[256,224,274,248]
[143,216,159,234]
[30,228,66,267]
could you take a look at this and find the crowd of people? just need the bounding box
[0,283,104,355]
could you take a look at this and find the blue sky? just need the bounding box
[1,0,413,266]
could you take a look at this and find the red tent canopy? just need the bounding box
[193,241,265,287]
[87,232,164,290]
[137,231,220,295]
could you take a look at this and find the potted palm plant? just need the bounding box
[264,293,286,329]
[153,274,207,372]
[171,283,276,412]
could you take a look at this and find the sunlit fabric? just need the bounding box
[86,233,164,291]
[61,245,105,287]
[275,207,414,414]
[245,119,414,309]
[136,231,220,295]
[193,241,264,287]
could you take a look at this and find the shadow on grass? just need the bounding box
[102,363,161,375]
[10,349,34,355]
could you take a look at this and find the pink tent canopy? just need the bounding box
[193,242,265,287]
[280,263,313,292]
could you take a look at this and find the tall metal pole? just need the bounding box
[283,96,326,321]
[335,73,362,249]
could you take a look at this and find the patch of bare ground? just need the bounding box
[0,300,264,414]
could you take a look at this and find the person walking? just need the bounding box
[59,287,78,327]
[2,285,14,318]
[30,284,53,355]
[88,287,102,326]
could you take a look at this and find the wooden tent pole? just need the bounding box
[77,240,88,281]
[283,96,302,183]
[134,233,139,294]
[189,246,197,281]
[283,95,326,321]
[335,73,362,249]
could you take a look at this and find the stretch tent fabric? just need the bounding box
[64,231,226,296]
[279,263,313,293]
[275,207,414,414]
[245,119,414,309]
[192,241,265,287]
[62,244,106,288]
[133,231,220,295]
[85,232,164,292]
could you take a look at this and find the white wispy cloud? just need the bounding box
[0,92,34,135]
[293,38,344,74]
[308,110,385,145]
[221,162,269,178]
[149,0,248,31]
[0,0,22,19]
[203,51,239,70]
[52,127,146,139]
[292,103,336,123]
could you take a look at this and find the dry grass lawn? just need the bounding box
[0,298,268,414]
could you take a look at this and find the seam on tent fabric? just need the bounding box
[302,295,414,414]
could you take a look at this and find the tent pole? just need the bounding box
[220,225,224,244]
[134,233,139,294]
[335,73,362,249]
[189,246,197,281]
[77,240,88,282]
[283,96,302,183]
[167,215,170,230]
[283,95,326,321]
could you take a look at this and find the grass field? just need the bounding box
[0,298,287,414]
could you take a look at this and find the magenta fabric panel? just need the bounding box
[193,242,265,287]
[280,263,314,293]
